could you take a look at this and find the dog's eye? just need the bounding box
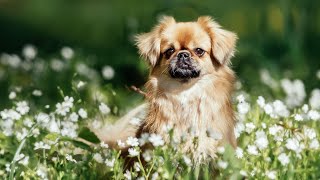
[164,47,175,58]
[195,48,205,57]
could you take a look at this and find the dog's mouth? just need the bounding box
[168,58,200,79]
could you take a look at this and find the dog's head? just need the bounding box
[135,16,237,82]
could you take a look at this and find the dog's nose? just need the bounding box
[177,52,190,60]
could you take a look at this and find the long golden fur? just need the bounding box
[93,16,238,164]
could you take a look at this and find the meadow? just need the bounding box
[0,45,319,179]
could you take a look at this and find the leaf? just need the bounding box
[44,133,60,142]
[71,140,92,150]
[78,127,100,144]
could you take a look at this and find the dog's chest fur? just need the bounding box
[142,75,235,163]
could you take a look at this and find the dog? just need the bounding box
[93,16,237,165]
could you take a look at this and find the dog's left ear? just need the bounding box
[135,16,176,67]
[197,16,237,65]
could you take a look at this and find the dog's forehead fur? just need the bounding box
[160,22,212,52]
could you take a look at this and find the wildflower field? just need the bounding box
[0,45,319,180]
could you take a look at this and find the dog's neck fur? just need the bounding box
[142,66,236,163]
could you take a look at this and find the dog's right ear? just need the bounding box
[135,16,175,67]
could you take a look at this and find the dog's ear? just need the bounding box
[135,16,176,67]
[197,16,237,65]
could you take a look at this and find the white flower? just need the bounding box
[234,122,245,138]
[151,172,159,180]
[285,138,303,154]
[105,158,115,167]
[139,133,149,146]
[281,79,306,108]
[142,150,152,162]
[102,65,115,80]
[5,163,10,172]
[23,118,34,127]
[36,113,50,124]
[77,81,86,89]
[61,46,74,60]
[310,139,319,149]
[18,156,29,166]
[268,125,283,136]
[69,112,79,122]
[2,54,21,68]
[60,121,78,138]
[9,91,16,99]
[50,59,64,72]
[16,128,28,141]
[304,128,317,140]
[255,130,268,150]
[78,108,88,119]
[245,123,256,133]
[217,146,225,154]
[15,101,30,115]
[100,142,109,148]
[63,96,74,108]
[183,155,192,166]
[93,153,103,163]
[264,104,273,115]
[124,170,132,180]
[148,134,165,147]
[117,140,126,148]
[237,101,250,114]
[308,110,320,120]
[294,114,303,121]
[236,94,245,103]
[36,165,47,179]
[217,160,228,169]
[34,141,50,150]
[272,100,290,118]
[126,136,139,147]
[47,119,59,133]
[56,103,70,116]
[1,109,21,120]
[128,148,139,157]
[278,153,289,166]
[22,44,37,59]
[266,170,276,179]
[235,147,244,159]
[247,145,258,155]
[14,153,25,161]
[260,69,278,89]
[129,117,142,126]
[302,104,309,113]
[309,89,320,109]
[99,102,111,114]
[32,128,40,137]
[32,90,42,96]
[66,154,77,163]
[257,96,265,108]
[240,170,248,177]
[134,162,141,172]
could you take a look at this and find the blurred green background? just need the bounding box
[0,0,319,110]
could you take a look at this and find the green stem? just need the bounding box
[146,158,156,178]
[138,155,147,179]
[9,137,27,180]
[9,124,38,180]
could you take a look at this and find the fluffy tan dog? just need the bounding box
[94,16,237,164]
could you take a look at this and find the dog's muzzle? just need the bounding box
[169,52,200,79]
